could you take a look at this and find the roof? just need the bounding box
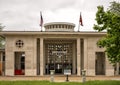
[0,31,106,36]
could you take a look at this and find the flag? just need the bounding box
[79,12,83,26]
[40,11,43,27]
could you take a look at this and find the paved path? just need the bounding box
[0,76,120,82]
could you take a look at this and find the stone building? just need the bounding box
[0,22,116,76]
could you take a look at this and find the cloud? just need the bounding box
[0,0,119,31]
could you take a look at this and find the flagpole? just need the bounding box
[78,12,83,32]
[40,11,42,31]
[78,12,81,32]
[41,26,42,32]
[78,22,80,32]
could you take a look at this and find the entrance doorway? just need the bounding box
[45,40,73,74]
[0,52,5,76]
[95,52,105,75]
[14,52,25,75]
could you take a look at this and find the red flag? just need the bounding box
[40,12,43,27]
[79,13,83,26]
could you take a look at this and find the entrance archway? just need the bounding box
[95,52,105,75]
[45,40,75,74]
[14,52,25,75]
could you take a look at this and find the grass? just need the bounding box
[0,80,120,85]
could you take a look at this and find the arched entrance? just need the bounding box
[14,52,25,75]
[45,40,75,74]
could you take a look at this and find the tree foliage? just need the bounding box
[0,23,5,48]
[94,1,120,64]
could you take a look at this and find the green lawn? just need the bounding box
[0,80,120,85]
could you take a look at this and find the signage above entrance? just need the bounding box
[52,51,67,54]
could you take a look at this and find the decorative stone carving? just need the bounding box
[16,40,24,48]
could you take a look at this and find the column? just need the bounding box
[77,38,81,76]
[72,42,76,74]
[40,38,44,76]
[33,38,37,75]
[83,38,88,75]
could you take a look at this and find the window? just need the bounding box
[16,40,24,48]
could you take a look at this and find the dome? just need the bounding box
[44,22,75,32]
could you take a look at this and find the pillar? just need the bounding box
[77,38,81,76]
[40,38,44,76]
[33,38,37,75]
[83,38,88,75]
[72,42,76,74]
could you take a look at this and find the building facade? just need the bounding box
[0,22,115,76]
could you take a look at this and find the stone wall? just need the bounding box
[5,35,37,76]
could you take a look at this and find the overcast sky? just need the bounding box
[0,0,119,31]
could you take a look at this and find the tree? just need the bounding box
[109,1,120,16]
[0,23,5,48]
[94,1,120,64]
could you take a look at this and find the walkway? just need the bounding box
[0,75,120,82]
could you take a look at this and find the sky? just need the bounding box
[0,0,119,31]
